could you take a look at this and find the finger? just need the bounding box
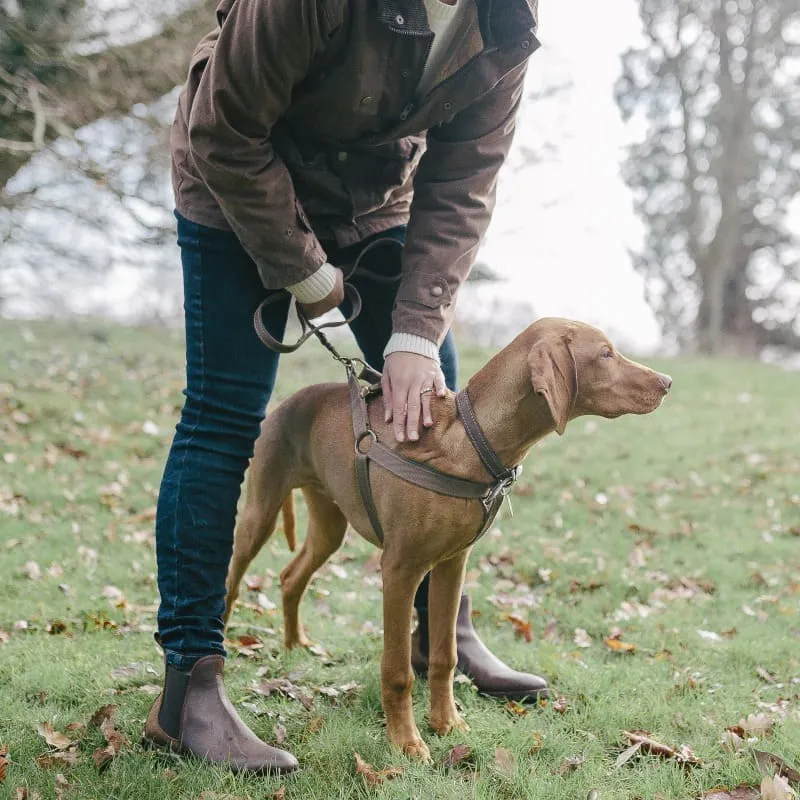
[382,372,393,423]
[406,382,423,441]
[434,370,447,397]
[421,387,433,428]
[393,382,409,443]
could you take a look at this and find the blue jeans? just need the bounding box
[156,213,457,669]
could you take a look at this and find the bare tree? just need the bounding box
[616,0,799,355]
[0,0,212,189]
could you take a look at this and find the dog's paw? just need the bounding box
[283,630,311,650]
[401,737,432,763]
[430,712,470,736]
[388,727,431,763]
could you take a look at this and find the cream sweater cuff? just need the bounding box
[383,332,440,363]
[286,262,337,304]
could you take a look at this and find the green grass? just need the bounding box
[1,317,798,800]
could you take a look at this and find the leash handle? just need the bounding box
[253,282,362,355]
[252,236,403,357]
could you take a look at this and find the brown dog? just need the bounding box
[225,318,671,760]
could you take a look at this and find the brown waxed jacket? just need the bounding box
[171,0,539,344]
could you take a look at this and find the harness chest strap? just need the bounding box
[348,369,520,545]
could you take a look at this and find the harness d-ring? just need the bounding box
[355,429,377,455]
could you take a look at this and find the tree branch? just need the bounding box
[1,0,213,189]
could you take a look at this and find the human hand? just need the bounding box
[297,267,345,320]
[382,352,447,442]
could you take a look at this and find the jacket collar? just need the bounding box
[377,0,538,50]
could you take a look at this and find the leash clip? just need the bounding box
[481,464,523,517]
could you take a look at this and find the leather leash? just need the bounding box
[253,237,520,546]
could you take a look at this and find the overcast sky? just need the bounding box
[5,0,665,351]
[462,0,662,351]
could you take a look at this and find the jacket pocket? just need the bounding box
[333,135,426,217]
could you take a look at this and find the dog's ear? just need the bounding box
[527,336,577,435]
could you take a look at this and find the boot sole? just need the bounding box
[413,666,549,705]
[140,735,299,776]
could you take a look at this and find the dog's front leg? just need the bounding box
[427,550,470,736]
[380,557,431,762]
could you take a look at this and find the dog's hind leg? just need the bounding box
[224,486,292,628]
[280,486,347,649]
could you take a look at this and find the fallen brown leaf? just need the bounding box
[756,667,777,684]
[36,722,72,751]
[507,615,533,643]
[64,723,85,734]
[87,706,127,772]
[728,714,772,739]
[274,724,287,746]
[253,678,314,710]
[551,695,571,714]
[615,740,643,768]
[761,775,797,800]
[494,746,516,776]
[721,730,745,753]
[699,787,760,799]
[530,731,544,754]
[557,754,585,776]
[88,705,117,729]
[754,751,800,785]
[92,746,114,772]
[604,636,636,653]
[100,715,126,753]
[272,788,286,800]
[36,750,79,769]
[505,700,528,716]
[0,745,8,781]
[622,730,700,766]
[569,578,605,593]
[442,744,473,768]
[0,630,9,644]
[574,628,593,648]
[14,789,42,799]
[353,752,402,786]
[54,773,70,800]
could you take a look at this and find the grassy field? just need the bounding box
[1,317,798,800]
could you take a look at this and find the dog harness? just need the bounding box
[253,237,521,547]
[347,362,521,545]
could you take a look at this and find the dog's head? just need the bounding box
[527,318,671,435]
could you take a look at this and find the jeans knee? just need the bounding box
[176,390,264,461]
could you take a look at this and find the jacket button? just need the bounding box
[400,69,410,78]
[337,151,348,162]
[430,285,443,298]
[395,13,405,25]
[285,227,294,238]
[443,101,453,111]
[521,39,530,49]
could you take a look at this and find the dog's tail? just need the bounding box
[281,493,297,552]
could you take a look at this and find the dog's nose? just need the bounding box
[658,372,673,393]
